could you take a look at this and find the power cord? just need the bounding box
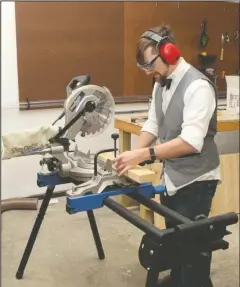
[52,111,65,126]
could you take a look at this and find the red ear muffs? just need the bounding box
[140,30,181,65]
[159,42,181,65]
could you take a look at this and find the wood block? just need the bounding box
[140,206,154,224]
[127,166,156,183]
[118,130,132,207]
[98,151,115,161]
[211,153,239,216]
[143,162,166,229]
[98,152,156,184]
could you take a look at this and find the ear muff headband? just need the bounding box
[141,30,181,65]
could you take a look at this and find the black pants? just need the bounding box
[160,180,218,287]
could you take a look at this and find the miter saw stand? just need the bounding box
[11,77,238,287]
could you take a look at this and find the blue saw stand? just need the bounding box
[66,182,165,214]
[15,165,166,283]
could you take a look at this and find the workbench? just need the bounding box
[114,111,239,228]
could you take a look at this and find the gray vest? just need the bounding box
[155,65,220,188]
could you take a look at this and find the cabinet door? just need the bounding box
[124,2,160,97]
[15,2,124,107]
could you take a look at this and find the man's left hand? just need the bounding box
[113,148,149,176]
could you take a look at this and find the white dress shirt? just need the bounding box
[141,57,221,195]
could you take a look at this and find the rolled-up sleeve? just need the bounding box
[141,84,159,137]
[180,79,216,152]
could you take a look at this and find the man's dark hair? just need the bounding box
[136,25,175,65]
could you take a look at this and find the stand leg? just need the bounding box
[16,185,55,279]
[87,210,105,260]
[206,278,214,287]
[146,269,159,287]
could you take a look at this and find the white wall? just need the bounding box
[1,2,147,199]
[1,2,19,109]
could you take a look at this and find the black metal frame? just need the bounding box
[16,186,55,279]
[16,187,238,287]
[103,193,237,287]
[73,191,237,286]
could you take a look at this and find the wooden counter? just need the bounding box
[115,111,239,139]
[114,111,239,227]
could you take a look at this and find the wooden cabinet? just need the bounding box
[15,2,239,106]
[15,2,124,104]
[211,153,239,216]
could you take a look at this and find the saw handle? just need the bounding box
[52,100,96,141]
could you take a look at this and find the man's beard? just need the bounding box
[153,73,167,86]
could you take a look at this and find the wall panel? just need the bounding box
[123,1,239,96]
[15,2,124,105]
[15,2,239,106]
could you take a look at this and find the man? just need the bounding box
[113,25,220,287]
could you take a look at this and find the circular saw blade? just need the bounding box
[63,84,115,140]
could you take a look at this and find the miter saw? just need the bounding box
[44,75,117,185]
[3,76,238,287]
[36,75,134,193]
[2,75,119,187]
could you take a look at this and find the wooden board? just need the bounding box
[140,162,166,228]
[211,153,239,216]
[115,111,240,135]
[98,152,156,184]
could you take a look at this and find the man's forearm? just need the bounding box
[113,136,198,176]
[153,137,197,160]
[135,131,157,149]
[140,137,198,161]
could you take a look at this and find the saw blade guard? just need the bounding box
[63,84,115,140]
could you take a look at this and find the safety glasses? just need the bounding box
[137,54,160,70]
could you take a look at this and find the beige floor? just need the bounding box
[1,198,239,287]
